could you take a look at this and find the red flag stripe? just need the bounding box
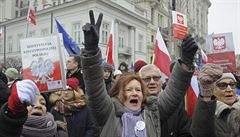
[106,33,113,65]
[153,40,171,77]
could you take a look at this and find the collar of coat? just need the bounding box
[215,96,240,118]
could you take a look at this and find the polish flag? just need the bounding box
[27,0,36,25]
[106,21,114,66]
[186,72,199,118]
[153,28,172,77]
[201,49,208,64]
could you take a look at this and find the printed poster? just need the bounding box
[20,35,66,92]
[206,32,236,72]
[172,11,188,40]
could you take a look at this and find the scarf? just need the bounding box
[121,107,147,137]
[215,97,240,118]
[21,112,58,137]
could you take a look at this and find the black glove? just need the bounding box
[181,34,198,65]
[82,10,103,54]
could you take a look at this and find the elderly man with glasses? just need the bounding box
[139,64,192,137]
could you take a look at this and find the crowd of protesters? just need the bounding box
[0,10,240,137]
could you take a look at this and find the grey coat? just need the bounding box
[81,50,194,137]
[191,96,240,137]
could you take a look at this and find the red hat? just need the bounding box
[134,60,147,73]
[66,78,79,91]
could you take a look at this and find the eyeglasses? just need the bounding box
[216,82,236,90]
[142,76,161,83]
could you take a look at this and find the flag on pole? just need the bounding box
[153,28,199,118]
[153,28,172,77]
[27,0,36,25]
[55,19,80,55]
[200,49,208,64]
[106,21,114,66]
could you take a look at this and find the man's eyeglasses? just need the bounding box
[216,82,236,90]
[142,76,161,83]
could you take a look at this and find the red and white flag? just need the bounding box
[106,21,114,66]
[153,28,172,77]
[201,49,208,64]
[27,0,36,25]
[186,72,199,118]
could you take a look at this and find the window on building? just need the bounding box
[53,2,56,6]
[158,14,164,28]
[73,23,81,44]
[20,1,23,8]
[41,28,49,36]
[101,22,109,44]
[20,9,28,17]
[16,0,19,7]
[28,31,35,37]
[15,11,18,18]
[17,34,24,51]
[138,34,143,51]
[151,35,154,43]
[119,30,125,48]
[7,36,13,53]
[151,8,154,24]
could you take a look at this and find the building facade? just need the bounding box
[0,0,211,69]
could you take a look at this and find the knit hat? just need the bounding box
[134,60,147,73]
[216,73,236,83]
[66,78,79,91]
[114,70,122,76]
[5,68,18,80]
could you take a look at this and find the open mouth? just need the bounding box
[31,112,43,116]
[130,99,138,104]
[225,95,233,98]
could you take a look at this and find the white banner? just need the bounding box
[20,35,66,92]
[206,32,234,53]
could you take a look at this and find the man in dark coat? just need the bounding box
[66,55,85,92]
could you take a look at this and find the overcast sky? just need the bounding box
[208,0,240,54]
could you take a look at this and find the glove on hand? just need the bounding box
[198,63,223,97]
[82,10,103,54]
[181,34,199,65]
[8,80,40,114]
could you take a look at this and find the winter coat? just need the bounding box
[159,101,192,137]
[0,103,67,137]
[191,96,240,137]
[80,50,194,137]
[214,96,240,137]
[51,105,96,137]
[191,96,217,137]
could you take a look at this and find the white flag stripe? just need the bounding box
[156,29,171,60]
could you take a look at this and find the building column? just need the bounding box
[114,20,119,70]
[129,26,135,65]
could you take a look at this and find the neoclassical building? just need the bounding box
[0,0,211,68]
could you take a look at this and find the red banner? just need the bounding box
[207,51,236,72]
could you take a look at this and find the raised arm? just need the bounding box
[81,10,112,126]
[191,63,223,137]
[158,35,198,119]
